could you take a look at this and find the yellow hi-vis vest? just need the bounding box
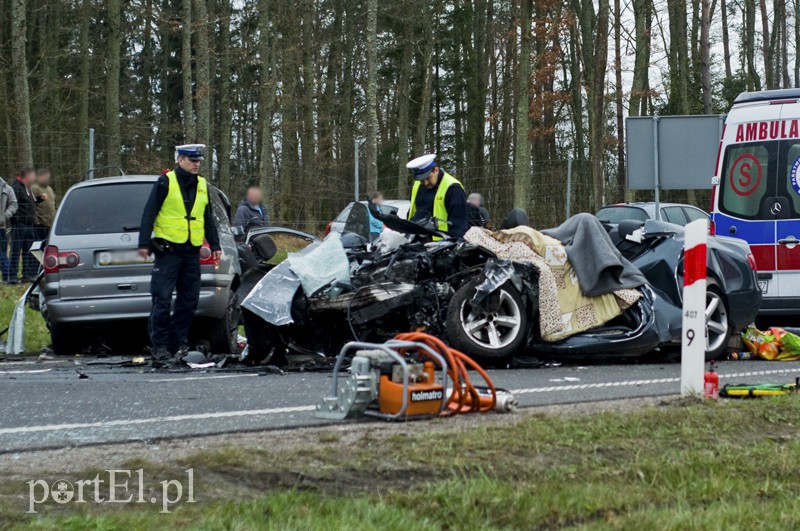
[153,171,209,246]
[409,171,463,237]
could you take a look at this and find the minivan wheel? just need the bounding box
[705,285,731,361]
[208,292,241,354]
[49,322,83,355]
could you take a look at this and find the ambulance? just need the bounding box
[711,88,800,314]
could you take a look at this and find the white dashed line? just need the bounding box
[510,367,800,395]
[144,374,260,383]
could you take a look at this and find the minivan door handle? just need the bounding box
[778,236,800,247]
[117,283,137,291]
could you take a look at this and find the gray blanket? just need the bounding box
[542,213,647,297]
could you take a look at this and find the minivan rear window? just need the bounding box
[55,182,154,235]
[719,143,773,219]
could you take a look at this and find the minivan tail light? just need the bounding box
[199,239,218,265]
[746,253,758,271]
[43,245,80,273]
[325,221,333,236]
[709,219,716,235]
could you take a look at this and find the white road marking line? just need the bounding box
[723,367,800,379]
[0,369,51,375]
[510,367,800,395]
[144,374,260,383]
[0,406,316,436]
[6,366,800,437]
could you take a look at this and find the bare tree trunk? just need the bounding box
[11,0,32,166]
[614,0,625,199]
[78,0,91,171]
[700,0,712,113]
[364,0,378,194]
[181,0,195,139]
[575,0,610,210]
[413,14,435,156]
[744,0,760,89]
[257,0,275,213]
[629,0,651,117]
[590,0,610,210]
[795,0,800,86]
[759,0,773,88]
[568,24,585,159]
[396,34,413,197]
[667,0,689,113]
[106,0,122,170]
[720,0,732,77]
[193,0,211,149]
[778,0,790,86]
[514,0,532,209]
[300,0,316,224]
[218,0,233,197]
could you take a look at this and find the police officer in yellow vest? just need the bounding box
[407,153,468,239]
[137,144,221,366]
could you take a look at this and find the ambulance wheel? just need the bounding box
[705,284,731,361]
[446,278,527,359]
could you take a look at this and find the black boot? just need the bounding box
[151,348,174,369]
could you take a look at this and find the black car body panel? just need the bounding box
[240,205,761,363]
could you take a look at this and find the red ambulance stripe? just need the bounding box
[777,246,800,271]
[684,244,707,286]
[750,244,776,271]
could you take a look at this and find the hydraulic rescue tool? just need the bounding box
[315,332,516,421]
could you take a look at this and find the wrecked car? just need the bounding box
[240,202,761,365]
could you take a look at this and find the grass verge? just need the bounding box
[0,283,49,354]
[3,397,800,529]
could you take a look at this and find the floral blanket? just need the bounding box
[464,226,641,342]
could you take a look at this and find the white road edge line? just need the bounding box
[0,406,316,436]
[0,369,51,375]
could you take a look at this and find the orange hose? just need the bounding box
[394,332,497,415]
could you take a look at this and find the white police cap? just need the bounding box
[175,144,206,161]
[406,153,437,181]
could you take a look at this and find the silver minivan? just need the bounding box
[39,175,241,354]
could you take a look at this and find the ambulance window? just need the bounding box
[719,143,771,219]
[783,143,800,215]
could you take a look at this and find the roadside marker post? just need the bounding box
[681,219,708,396]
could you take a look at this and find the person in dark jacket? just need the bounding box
[0,176,19,282]
[32,168,56,241]
[9,168,40,283]
[137,144,221,366]
[466,192,491,228]
[233,186,269,231]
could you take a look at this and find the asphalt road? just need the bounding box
[3,357,800,453]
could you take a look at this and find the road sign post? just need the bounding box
[681,219,708,396]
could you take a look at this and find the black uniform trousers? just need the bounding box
[148,247,201,351]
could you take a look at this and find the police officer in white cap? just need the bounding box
[137,144,222,367]
[406,154,468,239]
